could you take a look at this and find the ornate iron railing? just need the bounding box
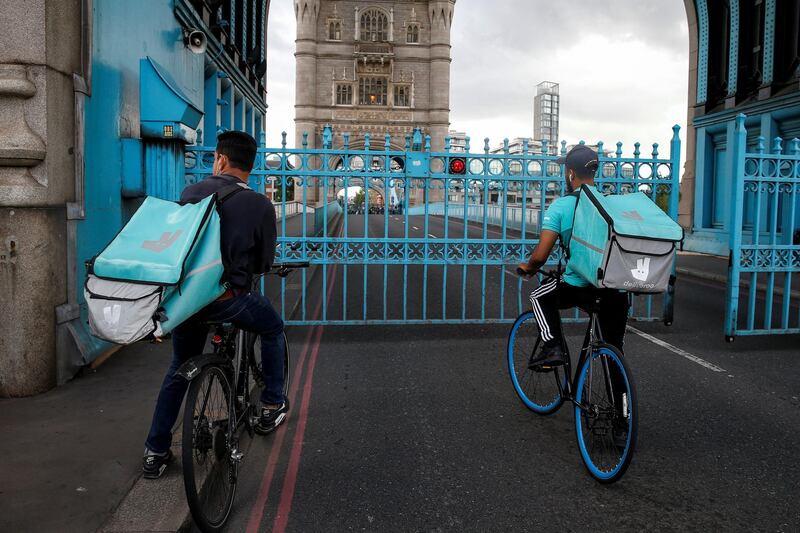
[185,126,682,325]
[726,113,800,338]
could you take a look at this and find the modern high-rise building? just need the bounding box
[533,81,559,154]
[448,129,467,152]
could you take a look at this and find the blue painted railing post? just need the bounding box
[322,124,332,149]
[668,125,681,219]
[725,114,748,340]
[662,125,681,324]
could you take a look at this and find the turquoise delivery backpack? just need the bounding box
[568,185,683,293]
[84,184,246,344]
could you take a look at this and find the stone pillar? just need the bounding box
[0,0,79,396]
[678,0,699,231]
[426,0,455,203]
[294,0,320,204]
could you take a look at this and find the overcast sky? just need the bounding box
[264,0,690,159]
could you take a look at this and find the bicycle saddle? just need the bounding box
[578,298,604,315]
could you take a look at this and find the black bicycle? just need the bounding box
[507,270,638,483]
[177,261,309,532]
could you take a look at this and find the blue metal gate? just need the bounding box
[726,114,800,339]
[185,126,682,326]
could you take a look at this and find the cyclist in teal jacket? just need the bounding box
[517,145,629,369]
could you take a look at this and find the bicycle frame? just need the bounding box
[547,305,619,415]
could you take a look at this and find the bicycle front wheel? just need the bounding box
[182,364,237,532]
[573,344,638,483]
[507,311,567,415]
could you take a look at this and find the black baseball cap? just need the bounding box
[555,144,599,173]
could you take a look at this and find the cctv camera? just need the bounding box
[184,29,207,54]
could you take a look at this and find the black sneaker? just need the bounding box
[142,448,172,479]
[254,400,289,435]
[528,343,566,371]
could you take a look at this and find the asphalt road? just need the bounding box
[191,215,800,532]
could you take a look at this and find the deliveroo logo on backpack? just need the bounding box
[103,304,122,329]
[141,231,183,253]
[631,257,651,281]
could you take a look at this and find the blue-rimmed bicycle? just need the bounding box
[507,270,638,483]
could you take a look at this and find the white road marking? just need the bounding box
[412,226,420,230]
[428,233,437,238]
[627,326,727,373]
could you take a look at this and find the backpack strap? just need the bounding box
[214,182,250,289]
[559,190,582,263]
[216,182,249,205]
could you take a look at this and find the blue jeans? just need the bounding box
[144,291,285,454]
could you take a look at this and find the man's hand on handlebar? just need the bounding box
[516,263,537,278]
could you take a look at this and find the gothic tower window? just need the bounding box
[359,77,387,105]
[328,20,342,40]
[394,85,410,107]
[360,8,388,42]
[336,83,353,105]
[406,24,419,44]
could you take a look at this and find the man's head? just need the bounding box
[556,144,599,193]
[213,130,258,180]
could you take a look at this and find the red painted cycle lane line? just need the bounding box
[246,256,341,533]
[271,258,340,533]
[271,322,325,533]
[245,313,316,533]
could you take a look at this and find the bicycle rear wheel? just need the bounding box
[183,364,237,532]
[507,311,567,415]
[573,344,637,483]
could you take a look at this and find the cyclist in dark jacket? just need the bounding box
[142,131,287,479]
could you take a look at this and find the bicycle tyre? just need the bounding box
[182,364,237,532]
[248,331,290,399]
[573,343,638,483]
[507,311,567,415]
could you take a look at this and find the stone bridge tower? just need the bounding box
[293,0,456,203]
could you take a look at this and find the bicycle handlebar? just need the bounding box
[515,266,559,280]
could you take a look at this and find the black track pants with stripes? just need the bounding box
[529,278,630,352]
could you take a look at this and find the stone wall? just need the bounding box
[0,0,81,396]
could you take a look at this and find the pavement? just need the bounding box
[1,217,798,532]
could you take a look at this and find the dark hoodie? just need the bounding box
[180,174,277,289]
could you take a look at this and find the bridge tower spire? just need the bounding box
[427,0,456,154]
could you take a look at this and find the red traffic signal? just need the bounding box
[448,157,466,175]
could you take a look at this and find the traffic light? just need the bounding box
[448,157,466,175]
